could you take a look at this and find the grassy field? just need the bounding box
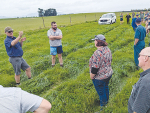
[0,12,148,113]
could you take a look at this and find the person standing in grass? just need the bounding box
[140,11,144,23]
[126,13,131,24]
[132,14,139,31]
[89,34,113,109]
[128,47,150,113]
[134,18,146,69]
[47,21,63,67]
[132,12,135,20]
[0,85,51,113]
[120,13,123,24]
[4,27,31,86]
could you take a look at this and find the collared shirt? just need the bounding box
[89,46,113,80]
[128,68,150,113]
[134,25,146,47]
[4,36,23,57]
[132,18,138,29]
[47,28,62,47]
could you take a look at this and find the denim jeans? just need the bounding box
[92,75,112,106]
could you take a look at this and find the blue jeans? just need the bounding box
[92,75,112,106]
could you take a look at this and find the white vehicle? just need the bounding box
[98,13,116,25]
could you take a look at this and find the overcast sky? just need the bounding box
[0,0,150,18]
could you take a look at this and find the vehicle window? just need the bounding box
[101,14,111,18]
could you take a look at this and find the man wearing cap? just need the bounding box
[134,18,146,69]
[47,21,63,67]
[128,47,150,113]
[4,27,31,86]
[132,14,139,31]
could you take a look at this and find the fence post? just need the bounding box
[42,16,45,28]
[85,15,86,22]
[95,14,96,20]
[70,16,71,24]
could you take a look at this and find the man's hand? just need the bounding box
[21,37,26,42]
[19,31,23,37]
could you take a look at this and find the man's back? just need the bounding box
[132,18,137,29]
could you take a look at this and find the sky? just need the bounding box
[0,0,150,18]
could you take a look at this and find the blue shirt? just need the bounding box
[134,25,146,47]
[132,18,138,29]
[4,36,23,57]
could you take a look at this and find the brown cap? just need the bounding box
[5,27,13,33]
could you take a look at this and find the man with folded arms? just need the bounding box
[4,27,31,86]
[47,21,63,67]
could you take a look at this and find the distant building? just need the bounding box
[38,8,57,17]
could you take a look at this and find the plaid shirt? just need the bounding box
[89,46,113,80]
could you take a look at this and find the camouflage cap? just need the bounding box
[5,27,13,32]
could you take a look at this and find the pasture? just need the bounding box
[0,12,148,112]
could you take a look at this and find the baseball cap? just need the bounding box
[136,14,139,16]
[91,34,106,42]
[5,27,13,33]
[136,18,141,23]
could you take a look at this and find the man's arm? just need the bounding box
[20,37,26,47]
[48,35,62,40]
[11,31,23,46]
[134,38,139,45]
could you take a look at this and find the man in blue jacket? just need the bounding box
[132,14,139,31]
[4,27,31,86]
[134,18,146,69]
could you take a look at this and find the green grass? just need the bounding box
[0,12,148,113]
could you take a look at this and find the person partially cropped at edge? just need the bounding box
[89,35,113,109]
[4,27,31,86]
[47,21,63,67]
[134,18,146,69]
[128,47,150,113]
[0,85,51,113]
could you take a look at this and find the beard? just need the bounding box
[52,27,57,30]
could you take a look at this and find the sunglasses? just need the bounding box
[8,31,13,33]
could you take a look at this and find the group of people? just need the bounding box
[1,21,63,112]
[120,11,150,34]
[120,13,131,24]
[1,13,150,112]
[90,12,150,113]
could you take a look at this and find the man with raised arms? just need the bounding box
[4,27,31,86]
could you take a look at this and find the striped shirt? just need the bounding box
[128,68,150,113]
[47,28,62,47]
